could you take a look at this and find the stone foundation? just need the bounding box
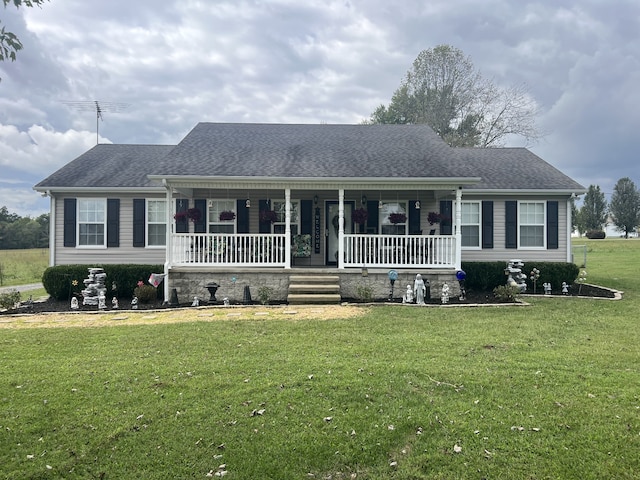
[169,268,460,304]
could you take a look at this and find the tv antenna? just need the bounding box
[61,100,130,144]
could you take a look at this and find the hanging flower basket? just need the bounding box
[352,207,369,225]
[174,208,202,223]
[428,211,443,225]
[388,212,407,224]
[259,209,277,224]
[219,211,236,221]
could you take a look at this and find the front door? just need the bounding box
[325,201,354,266]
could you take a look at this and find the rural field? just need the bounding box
[0,239,638,479]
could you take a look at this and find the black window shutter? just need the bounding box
[366,200,379,233]
[409,200,421,234]
[175,199,188,233]
[547,201,559,249]
[440,200,453,235]
[300,200,313,235]
[482,201,494,249]
[63,198,77,247]
[107,199,120,247]
[236,199,249,233]
[133,199,146,247]
[505,201,518,249]
[259,199,271,233]
[193,199,207,233]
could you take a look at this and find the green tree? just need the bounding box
[609,177,640,238]
[369,45,540,147]
[580,185,607,232]
[570,196,581,235]
[1,1,47,65]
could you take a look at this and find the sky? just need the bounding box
[1,0,639,218]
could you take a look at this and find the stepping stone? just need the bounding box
[112,316,129,321]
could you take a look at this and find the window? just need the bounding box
[147,200,167,246]
[380,201,407,235]
[461,202,481,247]
[519,201,545,247]
[208,199,236,234]
[78,199,106,246]
[273,200,299,234]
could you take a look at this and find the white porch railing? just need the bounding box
[170,233,457,268]
[172,233,287,266]
[343,234,457,268]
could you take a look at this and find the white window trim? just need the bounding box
[77,198,107,249]
[461,201,482,250]
[518,200,546,249]
[273,199,300,234]
[207,199,237,233]
[146,199,167,248]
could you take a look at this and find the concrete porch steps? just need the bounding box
[287,275,341,304]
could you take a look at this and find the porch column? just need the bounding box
[455,187,462,270]
[163,183,173,302]
[338,189,345,269]
[284,188,291,269]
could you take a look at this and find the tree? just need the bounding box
[580,185,607,232]
[369,45,540,147]
[569,196,581,235]
[609,177,640,238]
[1,1,47,64]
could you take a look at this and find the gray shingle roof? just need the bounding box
[34,123,585,193]
[452,148,585,191]
[34,144,174,189]
[155,122,457,178]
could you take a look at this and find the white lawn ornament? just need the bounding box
[403,285,414,304]
[71,297,79,310]
[441,282,450,304]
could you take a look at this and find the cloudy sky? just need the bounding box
[1,0,639,217]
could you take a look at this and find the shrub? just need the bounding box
[493,285,521,302]
[355,284,373,302]
[585,230,606,239]
[133,284,158,303]
[42,264,164,300]
[257,286,273,305]
[0,289,21,310]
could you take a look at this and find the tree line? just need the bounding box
[0,206,49,249]
[573,177,640,238]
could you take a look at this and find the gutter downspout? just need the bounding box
[163,180,171,302]
[455,187,462,271]
[48,191,55,266]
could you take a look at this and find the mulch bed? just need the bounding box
[2,283,616,316]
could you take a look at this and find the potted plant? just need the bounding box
[428,211,443,225]
[219,211,236,221]
[259,209,277,224]
[352,207,368,225]
[174,207,202,223]
[388,212,407,224]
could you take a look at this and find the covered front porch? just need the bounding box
[170,232,458,269]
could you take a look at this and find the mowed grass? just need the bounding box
[0,248,49,287]
[1,239,639,479]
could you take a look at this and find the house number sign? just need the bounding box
[314,207,321,254]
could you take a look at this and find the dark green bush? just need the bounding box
[133,284,158,303]
[42,264,164,300]
[461,261,580,293]
[585,230,606,239]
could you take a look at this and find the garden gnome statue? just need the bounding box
[112,297,119,309]
[543,282,552,295]
[403,285,414,304]
[414,274,426,304]
[131,296,138,309]
[71,297,79,310]
[441,282,450,304]
[98,292,106,310]
[562,282,569,295]
[192,296,200,307]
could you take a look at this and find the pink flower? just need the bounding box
[137,280,144,287]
